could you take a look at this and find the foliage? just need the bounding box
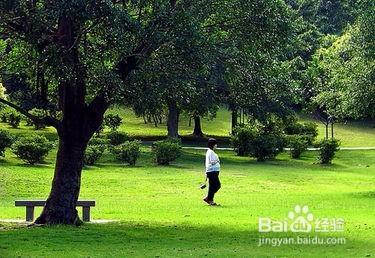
[0,129,13,157]
[231,120,286,161]
[231,126,255,157]
[104,114,122,132]
[287,135,309,159]
[152,139,182,165]
[318,138,340,164]
[308,5,375,120]
[112,140,141,166]
[84,145,103,166]
[29,108,48,130]
[285,119,318,145]
[83,136,108,166]
[0,108,11,123]
[8,111,21,128]
[88,136,108,149]
[11,135,52,164]
[107,131,130,146]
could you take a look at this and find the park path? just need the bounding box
[182,146,375,151]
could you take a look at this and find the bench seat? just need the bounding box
[15,200,96,222]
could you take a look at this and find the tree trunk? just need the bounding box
[231,108,238,134]
[35,136,87,225]
[34,15,109,225]
[167,100,179,138]
[193,115,203,137]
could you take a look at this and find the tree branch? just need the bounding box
[0,98,60,129]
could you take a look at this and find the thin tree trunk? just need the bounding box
[167,100,179,138]
[193,115,203,137]
[231,108,238,133]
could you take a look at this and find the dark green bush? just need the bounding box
[11,135,52,164]
[29,108,47,130]
[112,140,141,166]
[8,112,21,128]
[107,131,130,146]
[318,138,340,164]
[83,136,108,166]
[231,126,256,156]
[84,145,103,166]
[231,123,285,162]
[152,138,182,165]
[104,114,122,131]
[0,129,14,157]
[285,121,318,145]
[89,136,108,149]
[0,109,9,123]
[287,135,308,159]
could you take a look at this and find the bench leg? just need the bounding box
[82,206,90,222]
[26,206,34,222]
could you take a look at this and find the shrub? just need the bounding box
[231,126,256,156]
[89,136,108,148]
[104,114,122,131]
[12,135,52,164]
[8,111,21,128]
[285,121,318,145]
[287,135,308,159]
[29,108,47,130]
[0,129,14,157]
[231,124,286,162]
[112,140,141,166]
[0,109,9,123]
[318,138,340,164]
[84,144,103,166]
[152,138,182,165]
[107,131,130,146]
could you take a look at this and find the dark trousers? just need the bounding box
[207,172,221,201]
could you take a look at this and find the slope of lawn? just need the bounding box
[0,147,374,257]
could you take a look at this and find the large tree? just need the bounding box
[0,0,294,225]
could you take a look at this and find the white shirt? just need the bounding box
[205,148,220,173]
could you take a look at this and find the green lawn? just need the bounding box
[0,147,374,257]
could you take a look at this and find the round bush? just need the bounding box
[104,114,122,131]
[285,121,318,145]
[318,138,340,164]
[84,145,104,166]
[107,131,130,146]
[152,139,182,165]
[0,110,9,123]
[231,124,285,161]
[287,135,308,159]
[89,136,108,149]
[0,129,14,157]
[231,126,256,156]
[29,108,47,130]
[112,140,141,166]
[12,135,52,164]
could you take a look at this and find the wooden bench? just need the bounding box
[15,200,96,222]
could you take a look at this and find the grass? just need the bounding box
[1,107,374,147]
[0,147,374,257]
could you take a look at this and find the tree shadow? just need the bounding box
[0,221,372,257]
